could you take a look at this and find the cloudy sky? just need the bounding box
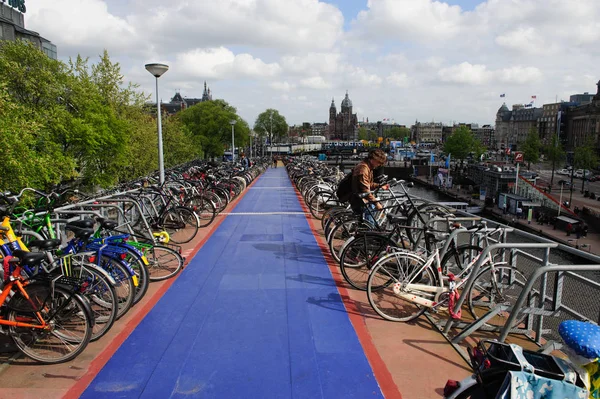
[24,0,600,128]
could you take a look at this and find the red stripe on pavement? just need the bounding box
[290,175,402,399]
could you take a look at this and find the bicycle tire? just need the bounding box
[339,233,403,291]
[123,247,150,305]
[160,206,199,244]
[367,252,436,322]
[467,265,528,327]
[185,196,216,228]
[440,245,483,274]
[9,286,93,364]
[145,245,184,281]
[68,263,119,342]
[99,256,135,319]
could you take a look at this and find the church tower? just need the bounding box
[201,81,211,102]
[329,98,336,139]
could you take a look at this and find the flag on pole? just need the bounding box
[445,154,451,168]
[531,95,537,99]
[500,93,506,98]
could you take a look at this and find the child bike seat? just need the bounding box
[559,320,600,360]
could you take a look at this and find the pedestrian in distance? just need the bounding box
[566,222,573,236]
[240,153,249,169]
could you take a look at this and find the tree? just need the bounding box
[179,99,249,159]
[574,139,598,193]
[521,128,541,170]
[545,134,565,188]
[358,127,369,141]
[389,126,411,140]
[254,109,288,146]
[443,126,484,164]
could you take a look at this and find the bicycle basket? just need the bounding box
[6,283,51,313]
[476,340,566,381]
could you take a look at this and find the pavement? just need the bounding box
[0,165,504,399]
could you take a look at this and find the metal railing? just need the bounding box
[425,211,600,363]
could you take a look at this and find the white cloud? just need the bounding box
[299,76,332,90]
[175,47,280,80]
[26,0,138,54]
[496,66,543,84]
[281,53,342,76]
[387,72,411,88]
[269,81,296,91]
[438,63,492,85]
[495,27,556,55]
[19,0,600,127]
[352,0,464,42]
[342,66,382,87]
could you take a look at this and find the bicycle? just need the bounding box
[0,251,94,363]
[366,224,526,323]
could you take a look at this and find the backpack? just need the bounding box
[336,172,353,202]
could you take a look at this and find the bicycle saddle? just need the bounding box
[96,218,118,230]
[11,250,46,266]
[67,219,95,229]
[559,320,600,360]
[27,239,61,251]
[65,226,94,241]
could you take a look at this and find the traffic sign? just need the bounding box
[514,152,523,163]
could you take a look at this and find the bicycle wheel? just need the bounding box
[339,234,402,291]
[145,245,184,281]
[9,286,93,364]
[185,196,217,228]
[99,256,135,319]
[161,206,199,244]
[327,219,357,262]
[467,265,527,327]
[122,248,150,305]
[367,253,436,322]
[70,263,118,341]
[440,245,483,274]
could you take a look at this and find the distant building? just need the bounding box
[565,80,600,151]
[570,92,594,106]
[311,122,328,137]
[413,121,443,143]
[0,2,57,59]
[328,92,358,141]
[470,124,495,148]
[160,82,213,115]
[537,102,575,146]
[495,103,542,150]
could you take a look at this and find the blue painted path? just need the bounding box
[82,167,383,398]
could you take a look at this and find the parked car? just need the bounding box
[557,180,571,187]
[574,169,592,179]
[557,169,570,175]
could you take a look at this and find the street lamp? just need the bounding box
[249,131,253,159]
[145,63,169,184]
[230,120,236,162]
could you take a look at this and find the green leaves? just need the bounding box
[0,41,193,191]
[443,125,485,161]
[179,100,250,159]
[253,109,289,144]
[522,128,541,167]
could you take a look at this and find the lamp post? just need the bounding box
[145,63,169,184]
[250,131,253,159]
[230,120,236,162]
